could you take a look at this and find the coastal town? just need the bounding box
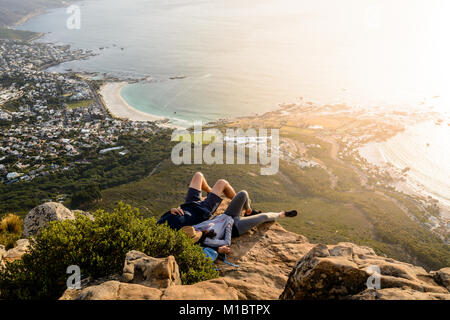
[0,39,160,185]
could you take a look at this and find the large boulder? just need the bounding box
[121,250,181,288]
[280,242,450,300]
[22,202,75,237]
[2,239,30,262]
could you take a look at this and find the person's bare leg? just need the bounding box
[211,179,236,199]
[189,172,212,193]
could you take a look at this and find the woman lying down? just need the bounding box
[181,190,297,264]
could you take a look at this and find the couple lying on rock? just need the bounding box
[157,172,297,260]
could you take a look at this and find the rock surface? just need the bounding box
[432,268,450,291]
[61,278,239,300]
[61,280,163,300]
[280,242,450,300]
[0,245,5,269]
[351,288,450,300]
[121,250,181,288]
[60,254,238,300]
[219,222,313,299]
[2,239,30,262]
[161,279,238,300]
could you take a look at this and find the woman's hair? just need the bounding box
[199,229,216,243]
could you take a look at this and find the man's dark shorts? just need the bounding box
[157,188,223,230]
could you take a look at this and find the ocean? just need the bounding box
[16,0,450,211]
[18,0,450,123]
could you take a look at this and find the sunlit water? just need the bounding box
[18,0,450,122]
[18,0,450,210]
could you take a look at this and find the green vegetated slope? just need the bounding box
[93,140,450,271]
[0,27,40,41]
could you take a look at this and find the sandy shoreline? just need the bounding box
[100,82,167,123]
[13,10,44,27]
[359,127,450,220]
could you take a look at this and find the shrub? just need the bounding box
[0,214,22,234]
[0,203,218,300]
[0,214,22,249]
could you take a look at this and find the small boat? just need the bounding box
[170,75,187,80]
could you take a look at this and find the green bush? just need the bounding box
[0,203,218,300]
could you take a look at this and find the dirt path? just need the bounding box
[148,161,162,177]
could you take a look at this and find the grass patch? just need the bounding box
[66,99,95,109]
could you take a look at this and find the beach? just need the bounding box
[100,82,167,122]
[359,121,450,219]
